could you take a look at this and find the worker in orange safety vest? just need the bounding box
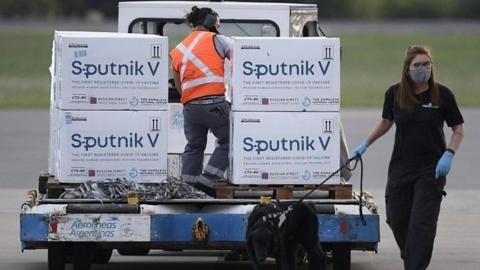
[170,6,232,198]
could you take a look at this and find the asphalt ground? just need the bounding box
[0,108,479,269]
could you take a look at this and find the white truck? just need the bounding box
[20,2,380,270]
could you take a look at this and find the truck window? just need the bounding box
[129,18,279,99]
[129,19,279,53]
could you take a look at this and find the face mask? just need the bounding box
[409,67,431,84]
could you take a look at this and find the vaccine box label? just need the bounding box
[229,111,340,185]
[53,31,168,110]
[167,103,217,154]
[230,37,340,112]
[56,110,167,183]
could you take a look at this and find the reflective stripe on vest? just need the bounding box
[175,32,224,92]
[181,76,224,91]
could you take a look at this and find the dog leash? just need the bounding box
[297,155,367,226]
[253,155,368,229]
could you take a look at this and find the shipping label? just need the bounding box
[49,214,150,242]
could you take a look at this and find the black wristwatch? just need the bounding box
[446,148,455,155]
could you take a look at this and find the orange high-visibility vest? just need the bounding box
[170,31,225,104]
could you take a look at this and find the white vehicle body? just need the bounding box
[118,1,321,37]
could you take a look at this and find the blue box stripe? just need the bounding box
[151,214,247,242]
[150,213,379,243]
[318,214,380,242]
[20,212,379,244]
[20,214,49,242]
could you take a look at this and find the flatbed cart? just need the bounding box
[20,175,379,270]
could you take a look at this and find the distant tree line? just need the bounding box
[315,0,480,19]
[0,0,479,19]
[0,0,119,19]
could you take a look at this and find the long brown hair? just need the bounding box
[396,45,439,112]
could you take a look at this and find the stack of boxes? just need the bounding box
[49,31,169,183]
[229,37,341,185]
[166,102,218,178]
[167,103,217,154]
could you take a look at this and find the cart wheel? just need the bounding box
[48,243,66,270]
[332,244,351,270]
[117,247,150,256]
[93,248,113,264]
[72,243,93,270]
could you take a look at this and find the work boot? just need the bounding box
[182,174,217,198]
[196,174,218,197]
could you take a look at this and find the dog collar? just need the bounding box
[261,205,294,228]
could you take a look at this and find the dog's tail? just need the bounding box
[272,225,289,270]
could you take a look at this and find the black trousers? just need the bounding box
[385,164,446,270]
[182,101,230,183]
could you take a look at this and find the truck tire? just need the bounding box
[224,249,247,261]
[117,247,150,256]
[93,248,113,264]
[48,243,66,270]
[72,243,93,270]
[332,243,351,270]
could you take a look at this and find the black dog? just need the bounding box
[246,201,326,270]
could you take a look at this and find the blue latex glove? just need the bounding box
[435,151,454,178]
[352,140,369,158]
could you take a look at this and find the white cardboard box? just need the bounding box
[55,110,167,183]
[48,105,58,176]
[230,37,340,112]
[229,111,340,185]
[53,31,168,110]
[48,62,56,176]
[167,103,217,154]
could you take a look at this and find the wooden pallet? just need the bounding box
[39,175,80,198]
[215,182,352,200]
[40,174,352,200]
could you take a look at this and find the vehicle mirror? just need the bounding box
[261,25,276,37]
